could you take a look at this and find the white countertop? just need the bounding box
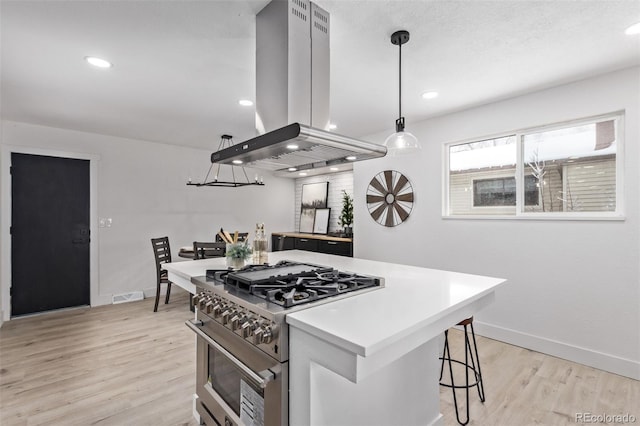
[281,251,506,357]
[163,250,506,358]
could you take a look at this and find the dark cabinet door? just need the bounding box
[294,237,319,252]
[272,235,295,251]
[318,240,352,257]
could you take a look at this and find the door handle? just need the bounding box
[186,320,275,388]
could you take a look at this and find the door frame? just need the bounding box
[1,145,102,321]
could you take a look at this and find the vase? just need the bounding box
[226,256,246,270]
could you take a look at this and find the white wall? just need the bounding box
[0,121,295,319]
[354,67,640,379]
[294,171,353,233]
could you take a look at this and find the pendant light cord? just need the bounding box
[398,41,402,119]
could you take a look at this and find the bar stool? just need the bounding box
[439,316,485,425]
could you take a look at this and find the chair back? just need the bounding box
[193,241,226,259]
[151,236,172,276]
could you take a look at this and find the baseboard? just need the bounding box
[474,321,640,380]
[143,284,191,299]
[0,310,4,328]
[92,294,114,307]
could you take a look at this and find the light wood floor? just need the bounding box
[1,289,638,426]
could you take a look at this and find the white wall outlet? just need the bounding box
[99,218,106,228]
[106,218,112,227]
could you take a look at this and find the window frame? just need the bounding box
[443,111,625,220]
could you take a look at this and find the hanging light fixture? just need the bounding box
[187,134,265,187]
[384,30,421,154]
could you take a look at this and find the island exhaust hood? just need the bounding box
[210,0,387,175]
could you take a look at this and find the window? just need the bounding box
[445,113,623,219]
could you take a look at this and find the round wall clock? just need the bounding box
[366,170,414,227]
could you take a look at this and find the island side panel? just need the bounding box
[289,327,443,426]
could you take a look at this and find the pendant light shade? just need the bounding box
[384,30,421,155]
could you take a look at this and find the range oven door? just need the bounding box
[186,319,286,426]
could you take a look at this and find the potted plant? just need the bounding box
[338,190,353,237]
[225,240,252,269]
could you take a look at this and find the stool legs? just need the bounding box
[439,322,485,425]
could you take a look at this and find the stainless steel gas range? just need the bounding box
[185,260,384,426]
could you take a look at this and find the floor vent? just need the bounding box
[112,291,144,304]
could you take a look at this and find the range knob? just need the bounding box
[212,302,225,317]
[221,308,237,325]
[192,295,201,307]
[253,324,274,344]
[198,297,209,310]
[260,327,273,344]
[241,319,256,338]
[192,292,206,308]
[205,300,215,314]
[231,312,247,330]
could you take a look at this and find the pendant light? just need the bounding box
[187,134,264,187]
[384,30,421,154]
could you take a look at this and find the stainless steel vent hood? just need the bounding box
[210,0,386,176]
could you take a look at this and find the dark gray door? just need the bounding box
[11,153,90,316]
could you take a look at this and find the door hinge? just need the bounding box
[9,166,12,175]
[9,226,13,235]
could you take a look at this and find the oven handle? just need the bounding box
[185,319,275,388]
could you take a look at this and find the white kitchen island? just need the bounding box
[162,250,506,426]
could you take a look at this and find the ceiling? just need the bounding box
[2,0,639,152]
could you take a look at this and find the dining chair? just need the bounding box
[151,236,173,312]
[193,241,226,259]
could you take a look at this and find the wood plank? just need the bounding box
[0,290,198,426]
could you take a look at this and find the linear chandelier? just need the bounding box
[187,134,265,187]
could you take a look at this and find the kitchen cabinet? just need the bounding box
[294,237,318,252]
[271,234,295,251]
[317,240,352,257]
[271,232,353,257]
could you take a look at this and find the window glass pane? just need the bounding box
[521,119,616,212]
[471,175,539,207]
[449,136,516,215]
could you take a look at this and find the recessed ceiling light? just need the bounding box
[625,22,640,35]
[330,167,339,171]
[232,160,243,165]
[299,172,308,176]
[288,167,297,171]
[346,156,357,161]
[328,123,337,130]
[422,91,439,99]
[286,144,299,150]
[239,99,254,106]
[85,56,112,68]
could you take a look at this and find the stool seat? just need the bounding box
[439,316,485,426]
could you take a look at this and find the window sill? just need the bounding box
[442,214,625,221]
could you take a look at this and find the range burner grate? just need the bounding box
[208,260,382,308]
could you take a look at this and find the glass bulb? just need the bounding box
[383,131,421,155]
